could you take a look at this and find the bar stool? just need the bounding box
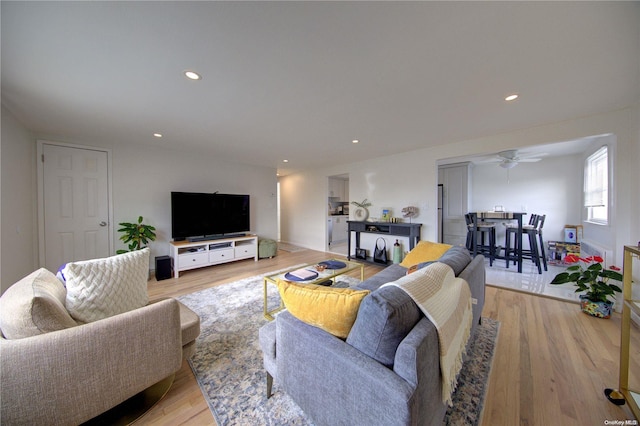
[465,213,496,266]
[530,214,548,272]
[505,214,546,274]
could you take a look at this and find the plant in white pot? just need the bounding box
[550,254,622,318]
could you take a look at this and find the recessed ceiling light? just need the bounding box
[352,139,359,144]
[505,94,519,101]
[153,133,163,138]
[283,159,289,163]
[184,70,202,80]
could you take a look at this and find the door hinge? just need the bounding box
[41,154,44,162]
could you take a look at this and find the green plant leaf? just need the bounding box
[609,284,622,293]
[550,272,570,284]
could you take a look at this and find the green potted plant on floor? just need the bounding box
[550,254,622,318]
[117,216,156,254]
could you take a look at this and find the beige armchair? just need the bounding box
[1,299,184,425]
[0,264,200,425]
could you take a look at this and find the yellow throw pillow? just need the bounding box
[277,279,370,339]
[400,241,452,268]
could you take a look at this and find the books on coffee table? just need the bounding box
[288,268,317,280]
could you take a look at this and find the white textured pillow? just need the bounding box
[64,248,150,323]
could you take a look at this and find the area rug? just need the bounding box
[276,242,308,253]
[177,271,499,426]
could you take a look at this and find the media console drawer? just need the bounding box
[180,252,208,267]
[235,245,256,258]
[209,248,235,263]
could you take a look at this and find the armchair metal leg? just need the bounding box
[266,372,273,399]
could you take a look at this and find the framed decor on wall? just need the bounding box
[381,208,392,222]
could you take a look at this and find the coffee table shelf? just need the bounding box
[263,259,364,320]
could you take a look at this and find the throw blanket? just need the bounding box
[382,262,472,406]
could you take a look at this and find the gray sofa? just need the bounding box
[259,246,485,426]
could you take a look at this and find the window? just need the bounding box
[584,146,608,224]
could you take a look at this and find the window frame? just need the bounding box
[584,146,609,225]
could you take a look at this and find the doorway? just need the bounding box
[327,174,349,255]
[37,141,113,271]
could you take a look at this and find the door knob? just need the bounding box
[99,221,107,227]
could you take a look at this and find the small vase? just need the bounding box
[354,207,369,222]
[579,295,613,319]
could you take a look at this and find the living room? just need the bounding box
[2,2,639,425]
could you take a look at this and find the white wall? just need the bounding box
[1,105,38,292]
[470,154,583,246]
[0,107,279,291]
[280,107,639,266]
[110,143,278,260]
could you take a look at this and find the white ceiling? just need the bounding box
[2,1,639,175]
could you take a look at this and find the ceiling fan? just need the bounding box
[481,149,548,169]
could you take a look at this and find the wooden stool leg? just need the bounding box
[538,234,548,271]
[529,232,541,274]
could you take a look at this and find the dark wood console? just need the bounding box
[347,221,422,265]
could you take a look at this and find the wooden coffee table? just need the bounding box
[263,259,364,320]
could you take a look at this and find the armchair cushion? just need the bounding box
[277,279,369,339]
[64,248,150,323]
[0,268,77,339]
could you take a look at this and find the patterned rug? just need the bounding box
[276,242,307,253]
[177,271,499,426]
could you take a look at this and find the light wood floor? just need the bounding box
[138,249,638,425]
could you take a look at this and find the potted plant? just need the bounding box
[117,216,156,254]
[550,255,622,318]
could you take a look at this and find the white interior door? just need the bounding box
[40,143,111,271]
[440,163,470,246]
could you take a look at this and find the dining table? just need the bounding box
[468,211,526,273]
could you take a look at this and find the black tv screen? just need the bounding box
[171,192,250,240]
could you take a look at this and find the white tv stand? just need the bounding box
[169,234,258,278]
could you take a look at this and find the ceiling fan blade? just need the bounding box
[517,152,549,159]
[475,157,502,164]
[517,158,542,162]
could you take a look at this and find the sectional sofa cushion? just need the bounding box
[399,241,452,268]
[277,279,370,339]
[416,246,473,276]
[64,248,150,323]
[346,285,421,368]
[348,245,473,367]
[0,268,77,339]
[356,263,408,292]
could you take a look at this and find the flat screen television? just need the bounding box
[171,192,250,241]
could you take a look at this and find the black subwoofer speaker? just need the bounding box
[155,255,173,281]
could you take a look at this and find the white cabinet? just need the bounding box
[170,235,258,278]
[329,178,348,200]
[332,216,348,243]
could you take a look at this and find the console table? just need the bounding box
[347,221,421,265]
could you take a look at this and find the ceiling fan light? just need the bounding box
[500,160,518,169]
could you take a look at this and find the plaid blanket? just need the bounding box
[383,262,472,405]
